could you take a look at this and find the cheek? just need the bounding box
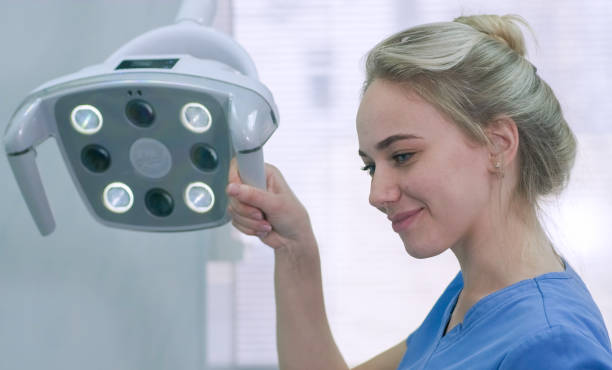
[410,149,489,207]
[409,149,490,245]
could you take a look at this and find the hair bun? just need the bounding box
[454,14,529,57]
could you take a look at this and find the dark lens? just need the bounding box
[81,144,111,173]
[126,99,155,127]
[191,144,218,172]
[145,188,174,217]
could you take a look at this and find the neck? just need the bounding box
[451,200,564,311]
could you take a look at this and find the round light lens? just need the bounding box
[81,144,111,173]
[126,99,155,127]
[102,182,134,214]
[145,188,174,217]
[71,105,103,135]
[180,103,212,133]
[190,144,218,172]
[184,182,215,213]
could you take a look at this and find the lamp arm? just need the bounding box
[175,0,218,26]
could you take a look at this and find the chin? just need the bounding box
[401,237,447,259]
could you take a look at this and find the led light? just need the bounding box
[180,102,212,133]
[102,182,134,214]
[184,182,215,213]
[70,105,103,135]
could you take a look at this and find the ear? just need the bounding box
[485,115,519,173]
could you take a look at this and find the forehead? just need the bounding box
[356,79,457,149]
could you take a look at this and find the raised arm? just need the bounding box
[226,160,407,369]
[227,159,348,370]
[352,340,406,370]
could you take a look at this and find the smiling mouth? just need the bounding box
[390,208,423,232]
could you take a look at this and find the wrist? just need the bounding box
[274,234,320,271]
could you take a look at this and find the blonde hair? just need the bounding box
[363,14,576,205]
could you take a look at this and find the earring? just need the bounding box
[494,159,505,178]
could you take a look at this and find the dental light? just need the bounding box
[3,0,278,236]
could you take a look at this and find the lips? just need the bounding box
[389,208,423,232]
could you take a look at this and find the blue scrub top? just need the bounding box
[398,261,612,369]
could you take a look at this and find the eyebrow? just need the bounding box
[358,134,423,157]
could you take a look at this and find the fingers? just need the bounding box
[230,158,287,196]
[226,182,275,215]
[229,199,265,221]
[228,158,242,184]
[230,218,269,239]
[227,192,266,224]
[229,206,272,235]
[227,179,272,238]
[227,161,308,247]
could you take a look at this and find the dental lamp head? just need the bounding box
[3,1,278,236]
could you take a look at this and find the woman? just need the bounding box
[226,14,612,369]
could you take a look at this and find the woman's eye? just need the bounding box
[393,153,414,164]
[361,164,375,176]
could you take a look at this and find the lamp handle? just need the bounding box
[4,98,56,235]
[7,150,55,235]
[235,149,266,190]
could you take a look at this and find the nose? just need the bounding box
[368,167,400,212]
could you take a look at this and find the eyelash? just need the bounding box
[361,163,375,176]
[361,152,414,176]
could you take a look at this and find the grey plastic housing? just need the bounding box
[3,21,278,235]
[7,150,55,235]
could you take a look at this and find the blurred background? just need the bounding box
[0,0,610,369]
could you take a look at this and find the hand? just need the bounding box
[226,158,314,250]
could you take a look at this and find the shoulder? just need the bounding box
[534,269,611,345]
[499,325,612,369]
[499,268,612,369]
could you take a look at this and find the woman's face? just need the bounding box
[356,79,493,258]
